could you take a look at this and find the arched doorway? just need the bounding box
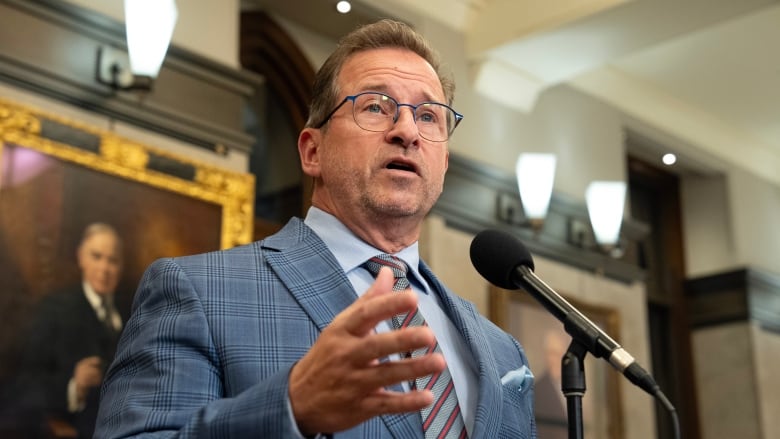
[240,11,315,239]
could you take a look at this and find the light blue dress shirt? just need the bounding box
[304,207,479,436]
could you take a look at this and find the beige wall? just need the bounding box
[727,169,780,274]
[681,174,736,277]
[64,0,240,68]
[682,161,780,278]
[754,324,780,439]
[692,322,780,439]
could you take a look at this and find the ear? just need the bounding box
[76,244,86,270]
[298,128,322,178]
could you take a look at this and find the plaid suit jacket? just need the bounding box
[95,218,536,438]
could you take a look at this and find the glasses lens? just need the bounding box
[353,93,396,132]
[415,103,455,142]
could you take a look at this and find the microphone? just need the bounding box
[469,229,659,396]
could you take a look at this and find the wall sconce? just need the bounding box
[585,180,627,249]
[96,0,178,90]
[516,153,557,230]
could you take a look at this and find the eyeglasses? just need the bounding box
[315,91,464,142]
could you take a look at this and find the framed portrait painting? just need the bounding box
[490,286,624,439]
[0,97,254,423]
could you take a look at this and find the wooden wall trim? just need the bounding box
[687,267,780,332]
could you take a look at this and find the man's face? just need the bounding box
[77,231,122,296]
[302,47,450,225]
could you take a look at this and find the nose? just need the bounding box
[385,105,420,147]
[97,258,110,271]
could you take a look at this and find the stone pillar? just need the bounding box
[687,268,780,439]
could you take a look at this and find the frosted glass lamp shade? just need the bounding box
[585,181,626,246]
[516,153,556,221]
[125,0,178,78]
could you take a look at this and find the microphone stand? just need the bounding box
[561,339,588,439]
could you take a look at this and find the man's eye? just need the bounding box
[417,111,437,123]
[365,103,383,114]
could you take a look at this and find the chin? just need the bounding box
[379,202,428,218]
[364,189,434,218]
[95,287,114,296]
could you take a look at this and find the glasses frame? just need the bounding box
[315,91,464,142]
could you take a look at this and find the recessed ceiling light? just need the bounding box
[662,153,677,166]
[336,1,351,14]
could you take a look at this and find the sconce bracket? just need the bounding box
[567,217,595,249]
[497,192,525,226]
[567,217,626,258]
[96,46,152,91]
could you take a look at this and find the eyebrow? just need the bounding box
[356,86,442,104]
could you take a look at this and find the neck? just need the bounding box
[350,217,421,254]
[313,203,422,254]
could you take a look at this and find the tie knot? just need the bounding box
[363,254,410,291]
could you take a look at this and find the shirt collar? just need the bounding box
[304,207,424,284]
[82,280,113,309]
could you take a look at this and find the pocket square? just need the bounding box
[501,365,534,392]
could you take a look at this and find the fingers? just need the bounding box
[338,267,416,336]
[350,324,435,367]
[355,351,446,391]
[78,356,103,367]
[74,356,105,388]
[292,356,443,435]
[289,268,446,434]
[74,356,103,375]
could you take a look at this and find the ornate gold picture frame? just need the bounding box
[0,97,254,249]
[0,97,254,398]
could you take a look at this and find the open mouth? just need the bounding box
[385,160,417,174]
[386,161,416,172]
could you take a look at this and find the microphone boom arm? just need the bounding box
[515,265,653,393]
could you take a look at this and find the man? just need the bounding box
[19,222,124,438]
[96,20,536,438]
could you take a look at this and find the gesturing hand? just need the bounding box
[73,356,104,401]
[288,266,445,436]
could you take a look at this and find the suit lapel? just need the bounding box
[419,263,503,439]
[262,219,427,438]
[263,218,357,333]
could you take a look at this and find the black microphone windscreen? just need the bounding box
[469,229,535,289]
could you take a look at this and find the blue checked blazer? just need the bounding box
[94,218,536,438]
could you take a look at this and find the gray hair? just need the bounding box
[305,19,455,128]
[79,222,123,253]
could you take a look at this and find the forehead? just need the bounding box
[338,47,444,100]
[82,232,119,251]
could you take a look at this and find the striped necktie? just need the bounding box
[99,296,117,333]
[363,254,468,439]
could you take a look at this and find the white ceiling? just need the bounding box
[379,0,780,182]
[247,0,780,183]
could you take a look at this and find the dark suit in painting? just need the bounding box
[18,287,121,438]
[534,371,567,439]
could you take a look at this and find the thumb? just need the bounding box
[363,266,396,299]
